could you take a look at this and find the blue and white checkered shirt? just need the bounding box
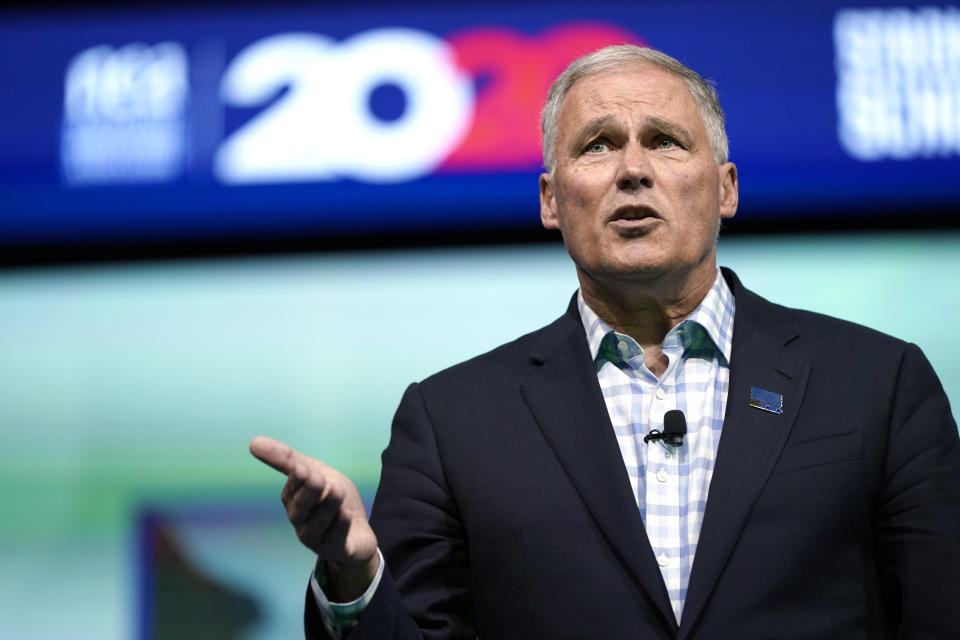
[577,269,735,623]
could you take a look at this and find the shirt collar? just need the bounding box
[577,268,735,366]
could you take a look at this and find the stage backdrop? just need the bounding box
[2,0,959,256]
[1,233,958,638]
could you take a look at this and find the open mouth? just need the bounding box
[608,206,660,226]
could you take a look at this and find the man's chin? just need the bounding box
[604,255,676,278]
[578,262,673,289]
[580,257,714,290]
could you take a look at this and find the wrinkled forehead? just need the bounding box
[558,65,701,133]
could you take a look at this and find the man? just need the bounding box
[251,45,960,639]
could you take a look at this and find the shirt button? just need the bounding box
[617,340,629,353]
[657,553,670,567]
[663,449,673,459]
[655,388,666,400]
[656,468,668,483]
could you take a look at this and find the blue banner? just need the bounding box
[1,1,957,247]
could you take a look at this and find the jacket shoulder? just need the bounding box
[777,300,906,347]
[419,312,572,392]
[731,272,911,357]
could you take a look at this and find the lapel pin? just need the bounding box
[749,386,783,414]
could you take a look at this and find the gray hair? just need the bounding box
[540,45,729,173]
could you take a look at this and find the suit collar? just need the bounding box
[526,293,582,365]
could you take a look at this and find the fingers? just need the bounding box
[249,435,299,475]
[287,482,320,525]
[316,512,352,552]
[280,460,308,503]
[280,459,346,551]
[296,500,348,553]
[251,438,377,566]
[285,462,333,526]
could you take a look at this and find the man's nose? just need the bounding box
[616,143,653,191]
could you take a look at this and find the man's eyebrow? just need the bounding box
[644,116,693,144]
[569,115,619,146]
[567,114,695,149]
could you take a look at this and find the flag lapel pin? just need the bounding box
[749,386,783,415]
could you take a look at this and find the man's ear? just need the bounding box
[718,162,738,220]
[540,173,560,229]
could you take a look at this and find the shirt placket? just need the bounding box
[644,336,684,619]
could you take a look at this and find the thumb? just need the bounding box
[249,435,300,475]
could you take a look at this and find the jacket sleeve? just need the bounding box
[878,343,960,638]
[305,382,476,639]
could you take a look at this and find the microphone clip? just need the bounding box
[644,410,687,447]
[643,429,684,447]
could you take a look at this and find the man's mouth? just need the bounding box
[608,206,660,223]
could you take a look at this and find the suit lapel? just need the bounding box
[520,302,678,634]
[677,271,811,639]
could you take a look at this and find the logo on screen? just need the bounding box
[60,23,641,186]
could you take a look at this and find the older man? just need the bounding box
[251,45,960,639]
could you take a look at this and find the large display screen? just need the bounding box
[1,233,958,638]
[2,1,958,252]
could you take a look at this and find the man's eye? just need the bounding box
[585,140,608,153]
[656,136,678,149]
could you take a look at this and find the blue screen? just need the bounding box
[1,1,958,250]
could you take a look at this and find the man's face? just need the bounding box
[540,65,738,292]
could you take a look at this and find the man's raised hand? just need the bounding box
[249,435,379,600]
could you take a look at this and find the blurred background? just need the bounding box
[1,1,958,637]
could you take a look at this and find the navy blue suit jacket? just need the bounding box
[306,268,960,639]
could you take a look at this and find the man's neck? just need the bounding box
[578,265,718,351]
